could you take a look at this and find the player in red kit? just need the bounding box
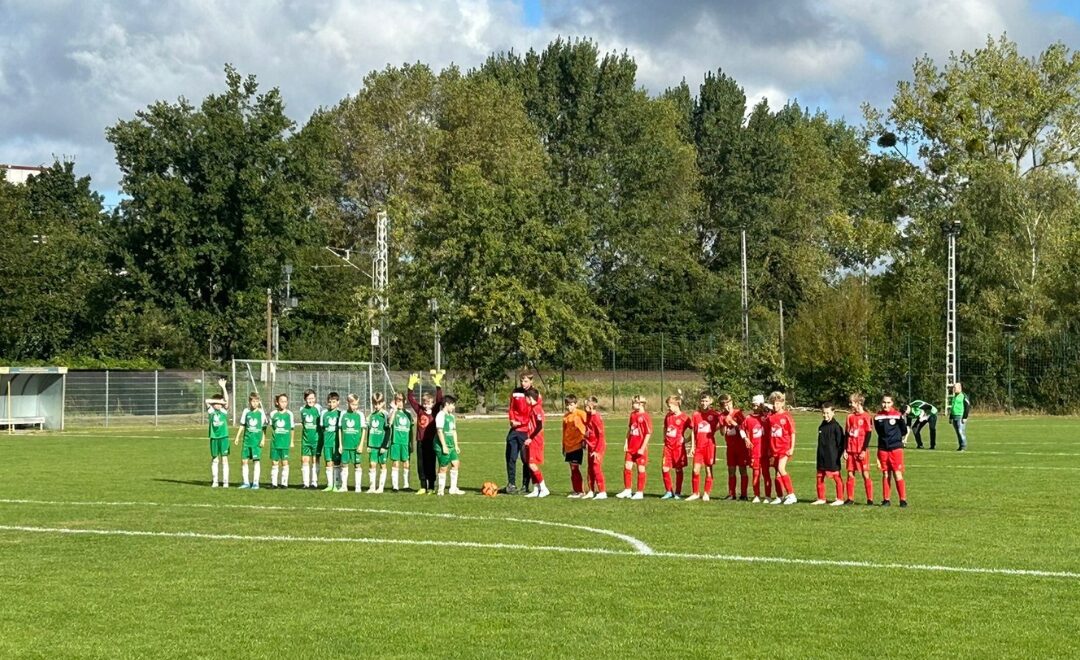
[874,394,909,507]
[845,392,875,505]
[523,388,550,498]
[583,396,607,499]
[767,391,798,505]
[616,395,652,500]
[719,394,748,500]
[740,394,769,502]
[660,394,692,499]
[686,392,721,502]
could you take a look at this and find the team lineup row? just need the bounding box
[203,374,916,506]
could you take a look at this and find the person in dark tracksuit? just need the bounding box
[903,400,938,449]
[406,372,444,494]
[813,403,846,505]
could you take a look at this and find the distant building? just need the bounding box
[2,164,46,185]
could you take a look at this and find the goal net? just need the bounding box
[229,360,396,423]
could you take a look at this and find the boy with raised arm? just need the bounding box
[205,377,230,488]
[407,371,444,495]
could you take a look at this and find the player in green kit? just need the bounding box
[205,377,230,488]
[389,392,413,491]
[364,393,390,493]
[235,393,267,489]
[298,389,323,489]
[319,392,342,491]
[435,395,464,496]
[269,394,295,488]
[338,393,366,493]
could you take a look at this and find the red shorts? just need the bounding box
[877,448,904,473]
[748,441,764,469]
[846,452,869,473]
[693,441,716,467]
[526,438,544,465]
[624,450,648,467]
[771,442,792,458]
[662,443,688,469]
[725,438,749,467]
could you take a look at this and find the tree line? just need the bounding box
[3,36,1079,410]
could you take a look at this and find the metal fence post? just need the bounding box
[660,332,665,402]
[154,370,159,427]
[1007,335,1014,412]
[104,370,110,428]
[611,346,616,412]
[201,370,206,426]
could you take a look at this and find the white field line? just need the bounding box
[0,523,1076,581]
[0,498,653,555]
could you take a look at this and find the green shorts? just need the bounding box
[270,447,290,461]
[301,441,319,457]
[340,449,361,465]
[318,440,339,463]
[368,448,387,465]
[242,445,262,461]
[435,447,459,467]
[389,443,410,462]
[210,437,230,457]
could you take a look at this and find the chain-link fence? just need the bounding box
[66,370,211,427]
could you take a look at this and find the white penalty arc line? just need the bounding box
[0,523,1075,581]
[0,498,653,555]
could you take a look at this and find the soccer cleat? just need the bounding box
[322,484,335,492]
[581,491,594,499]
[738,496,749,502]
[222,483,229,489]
[211,483,218,488]
[504,484,517,495]
[660,492,674,500]
[783,494,797,505]
[238,483,250,489]
[751,496,761,503]
[615,489,632,499]
[673,494,682,500]
[367,486,377,494]
[830,499,845,507]
[567,493,582,499]
[437,491,445,496]
[449,488,466,495]
[538,488,551,498]
[701,493,710,502]
[335,486,347,493]
[899,500,908,508]
[881,499,891,507]
[843,499,854,505]
[811,499,827,505]
[415,488,427,495]
[251,484,260,490]
[770,497,783,505]
[524,489,540,498]
[723,495,736,501]
[280,484,288,489]
[593,492,608,500]
[684,494,700,501]
[866,499,874,506]
[630,492,644,500]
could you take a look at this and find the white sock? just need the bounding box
[242,463,250,485]
[341,466,349,490]
[368,467,376,489]
[379,466,388,490]
[222,459,229,484]
[281,465,289,486]
[211,458,219,484]
[334,466,341,488]
[450,468,459,491]
[391,468,400,490]
[326,466,333,487]
[403,466,410,489]
[301,463,309,487]
[310,463,318,487]
[271,465,279,487]
[437,472,447,494]
[253,462,261,485]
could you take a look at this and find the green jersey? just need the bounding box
[907,400,938,421]
[435,410,457,450]
[367,410,389,449]
[390,408,412,446]
[340,410,365,451]
[240,409,268,446]
[949,392,968,418]
[270,410,295,450]
[320,408,342,446]
[300,405,322,444]
[207,407,229,439]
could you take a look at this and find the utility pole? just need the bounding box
[740,228,750,357]
[944,219,961,407]
[779,300,785,371]
[265,288,272,362]
[429,298,441,371]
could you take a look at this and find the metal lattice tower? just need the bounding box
[945,220,960,404]
[740,228,749,356]
[373,211,389,365]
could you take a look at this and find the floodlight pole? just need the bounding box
[373,212,389,367]
[429,298,441,371]
[740,228,749,357]
[944,219,961,408]
[266,288,273,363]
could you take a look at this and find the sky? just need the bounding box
[2,0,1079,206]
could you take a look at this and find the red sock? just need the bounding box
[882,475,891,500]
[593,461,606,491]
[752,468,761,497]
[897,479,907,501]
[846,476,855,501]
[832,474,844,500]
[636,471,646,492]
[739,472,748,498]
[704,476,713,494]
[764,469,773,497]
[774,476,784,496]
[662,471,673,493]
[864,476,874,501]
[570,465,583,493]
[692,473,700,495]
[816,472,826,500]
[532,468,544,484]
[623,469,632,490]
[782,474,794,495]
[728,475,736,497]
[675,470,684,494]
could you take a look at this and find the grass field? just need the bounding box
[1,413,1078,658]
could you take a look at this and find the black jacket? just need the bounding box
[816,419,846,471]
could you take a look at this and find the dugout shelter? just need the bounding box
[0,366,67,430]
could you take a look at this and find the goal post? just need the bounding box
[229,360,396,423]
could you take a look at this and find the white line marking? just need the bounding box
[0,498,654,555]
[0,523,1075,580]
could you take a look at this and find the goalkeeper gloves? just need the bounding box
[432,370,446,388]
[407,373,420,390]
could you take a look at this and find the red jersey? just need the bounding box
[767,410,796,455]
[626,411,653,454]
[846,411,874,454]
[407,388,444,443]
[508,388,535,431]
[691,409,721,445]
[740,413,765,451]
[720,409,745,446]
[663,411,691,448]
[585,411,606,454]
[527,401,546,442]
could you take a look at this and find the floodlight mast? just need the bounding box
[373,212,389,366]
[944,219,961,406]
[740,228,749,357]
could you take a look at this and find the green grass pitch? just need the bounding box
[1,413,1078,658]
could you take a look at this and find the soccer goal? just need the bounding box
[230,360,396,423]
